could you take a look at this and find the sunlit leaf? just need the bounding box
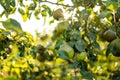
[1,18,23,34]
[18,8,25,15]
[34,10,40,19]
[49,19,54,25]
[106,1,118,11]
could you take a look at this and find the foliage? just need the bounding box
[0,0,120,80]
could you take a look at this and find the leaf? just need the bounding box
[106,43,116,57]
[70,61,79,68]
[10,0,16,7]
[99,11,111,18]
[78,60,88,71]
[42,4,52,16]
[68,41,75,47]
[88,32,96,41]
[0,0,10,13]
[87,49,98,62]
[106,1,118,11]
[57,50,69,60]
[22,14,28,22]
[34,10,40,19]
[4,77,16,80]
[92,41,100,49]
[75,39,87,52]
[55,39,66,49]
[1,18,23,34]
[49,19,54,25]
[28,3,36,10]
[80,9,90,20]
[18,8,25,15]
[0,64,3,69]
[81,70,94,80]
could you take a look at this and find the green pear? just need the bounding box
[59,43,74,59]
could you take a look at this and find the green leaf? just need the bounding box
[34,10,40,19]
[55,39,66,49]
[81,70,94,80]
[75,39,87,52]
[70,61,79,68]
[99,11,111,18]
[80,9,90,20]
[106,1,118,11]
[68,41,75,47]
[78,60,88,71]
[4,77,16,80]
[57,50,69,59]
[10,0,16,7]
[1,18,23,34]
[18,8,25,15]
[42,4,52,16]
[92,41,100,49]
[88,32,96,41]
[28,3,36,10]
[0,0,10,13]
[49,19,54,25]
[0,64,3,69]
[106,43,116,57]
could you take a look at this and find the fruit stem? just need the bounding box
[112,11,116,24]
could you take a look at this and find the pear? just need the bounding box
[53,8,64,20]
[56,21,69,33]
[111,38,120,57]
[76,52,87,61]
[103,29,116,42]
[59,43,74,59]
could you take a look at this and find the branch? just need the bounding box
[41,0,73,7]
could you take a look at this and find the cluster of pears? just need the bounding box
[52,8,69,40]
[36,44,54,61]
[100,29,120,57]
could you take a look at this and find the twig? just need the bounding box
[41,0,73,7]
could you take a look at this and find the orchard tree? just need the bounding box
[0,0,120,80]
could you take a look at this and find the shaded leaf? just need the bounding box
[57,50,69,59]
[99,11,111,18]
[92,41,100,49]
[81,70,94,80]
[88,32,96,41]
[55,39,66,49]
[75,39,87,52]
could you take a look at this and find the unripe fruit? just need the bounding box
[103,29,116,42]
[76,52,87,61]
[59,43,74,59]
[36,44,45,54]
[111,38,120,57]
[53,8,64,20]
[56,21,69,33]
